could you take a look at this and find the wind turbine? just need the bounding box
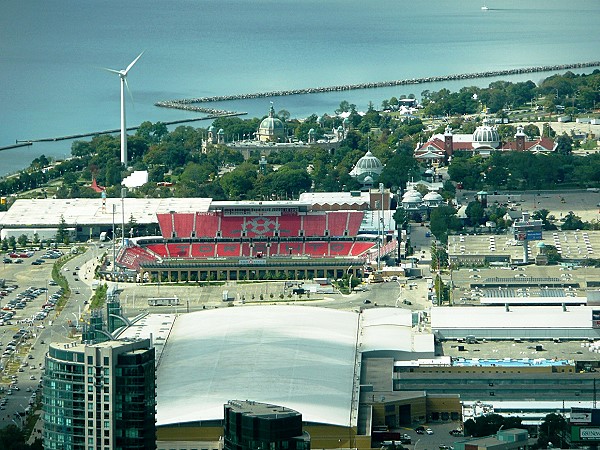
[104,52,144,165]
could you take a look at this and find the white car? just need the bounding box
[426,428,434,435]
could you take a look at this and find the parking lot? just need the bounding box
[0,247,75,428]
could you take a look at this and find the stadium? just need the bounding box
[0,195,397,281]
[115,200,396,282]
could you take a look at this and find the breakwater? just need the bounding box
[14,112,246,146]
[0,142,33,152]
[156,61,600,110]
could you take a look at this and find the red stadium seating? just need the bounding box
[251,242,270,257]
[195,212,220,238]
[277,214,302,237]
[277,242,301,256]
[145,244,169,257]
[216,243,242,257]
[328,241,353,256]
[327,212,350,236]
[118,246,158,270]
[346,212,364,236]
[191,243,216,258]
[243,216,278,238]
[220,216,244,238]
[166,243,190,258]
[303,241,328,257]
[350,242,376,256]
[172,213,195,238]
[157,213,175,238]
[240,243,251,257]
[302,214,327,237]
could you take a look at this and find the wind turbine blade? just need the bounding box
[124,77,135,110]
[102,67,122,75]
[124,51,144,75]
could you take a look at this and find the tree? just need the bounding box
[537,413,568,449]
[8,236,17,251]
[335,100,353,114]
[543,244,562,264]
[555,133,573,155]
[17,234,28,248]
[219,163,257,200]
[464,414,524,438]
[430,205,461,244]
[431,242,448,271]
[465,201,485,229]
[433,273,449,305]
[531,208,557,230]
[0,423,42,449]
[393,208,409,231]
[561,211,585,230]
[56,214,69,245]
[1,237,8,252]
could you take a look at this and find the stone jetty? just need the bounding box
[155,61,600,111]
[15,112,246,145]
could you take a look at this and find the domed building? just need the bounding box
[401,189,423,211]
[472,118,500,149]
[422,191,444,208]
[414,119,557,164]
[257,105,286,142]
[349,150,384,187]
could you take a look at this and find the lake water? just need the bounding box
[1,0,599,176]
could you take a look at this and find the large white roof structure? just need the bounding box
[156,306,360,427]
[431,306,600,340]
[0,198,212,227]
[431,306,593,330]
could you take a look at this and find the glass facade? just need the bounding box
[223,401,310,450]
[43,340,156,450]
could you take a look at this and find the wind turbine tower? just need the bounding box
[105,52,144,165]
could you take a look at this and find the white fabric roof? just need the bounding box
[431,306,593,330]
[156,306,359,427]
[0,198,212,227]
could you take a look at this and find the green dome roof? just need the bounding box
[259,105,284,132]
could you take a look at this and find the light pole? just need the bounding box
[346,265,353,293]
[112,203,116,280]
[379,183,385,271]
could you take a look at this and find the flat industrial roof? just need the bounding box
[430,306,594,329]
[0,198,212,227]
[156,306,359,428]
[360,308,435,355]
[117,313,176,366]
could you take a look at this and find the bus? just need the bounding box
[147,297,180,306]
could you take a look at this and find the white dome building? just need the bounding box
[257,105,285,142]
[401,189,423,211]
[472,118,500,149]
[349,150,384,186]
[423,191,444,208]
